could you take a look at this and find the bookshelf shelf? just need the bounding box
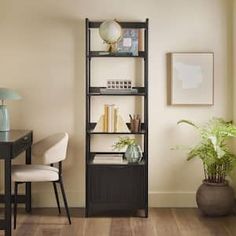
[88,51,145,58]
[88,160,146,166]
[88,87,146,96]
[87,122,146,134]
[89,21,147,29]
[88,152,146,166]
[85,18,149,218]
[88,131,146,134]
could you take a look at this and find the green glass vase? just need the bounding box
[124,144,142,163]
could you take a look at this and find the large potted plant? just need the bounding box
[176,118,236,216]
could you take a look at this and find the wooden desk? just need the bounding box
[0,130,33,236]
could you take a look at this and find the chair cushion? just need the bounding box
[12,165,59,182]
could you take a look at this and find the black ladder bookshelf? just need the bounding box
[85,18,149,217]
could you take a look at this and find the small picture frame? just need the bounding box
[168,52,214,105]
[117,29,140,56]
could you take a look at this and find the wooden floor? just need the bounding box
[1,208,236,236]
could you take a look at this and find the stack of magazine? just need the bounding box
[93,154,128,164]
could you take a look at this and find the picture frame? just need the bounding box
[168,52,214,105]
[117,29,140,56]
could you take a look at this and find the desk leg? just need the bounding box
[25,147,31,213]
[5,158,11,236]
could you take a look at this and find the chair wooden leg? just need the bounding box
[52,182,61,214]
[59,178,71,224]
[14,182,18,230]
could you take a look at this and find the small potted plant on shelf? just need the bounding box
[175,118,236,216]
[113,137,142,163]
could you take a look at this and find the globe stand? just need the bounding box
[107,42,118,53]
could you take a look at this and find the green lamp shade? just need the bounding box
[0,88,21,100]
[0,88,21,132]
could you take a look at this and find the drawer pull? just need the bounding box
[23,136,28,141]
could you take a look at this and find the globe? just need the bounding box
[99,20,122,45]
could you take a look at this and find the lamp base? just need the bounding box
[0,105,10,132]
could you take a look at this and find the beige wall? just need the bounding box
[0,0,233,207]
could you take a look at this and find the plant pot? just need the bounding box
[196,180,234,216]
[124,144,142,163]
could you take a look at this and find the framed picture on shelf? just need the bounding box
[168,52,214,105]
[117,29,141,56]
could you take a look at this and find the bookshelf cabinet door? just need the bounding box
[88,165,145,210]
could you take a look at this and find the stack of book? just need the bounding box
[93,104,130,133]
[93,154,128,164]
[103,104,118,132]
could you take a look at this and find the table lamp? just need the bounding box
[0,88,21,132]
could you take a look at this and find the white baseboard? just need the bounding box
[149,191,197,207]
[31,191,84,208]
[30,191,197,208]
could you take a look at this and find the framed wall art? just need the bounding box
[168,52,214,105]
[117,29,140,56]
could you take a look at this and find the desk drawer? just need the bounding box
[12,133,32,157]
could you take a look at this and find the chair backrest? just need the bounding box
[32,133,69,165]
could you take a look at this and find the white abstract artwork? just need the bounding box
[170,53,214,105]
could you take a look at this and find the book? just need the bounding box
[105,104,117,132]
[138,30,143,51]
[103,104,109,132]
[114,107,118,132]
[93,154,128,164]
[93,104,130,133]
[108,105,113,132]
[110,105,116,132]
[93,159,128,164]
[94,154,123,160]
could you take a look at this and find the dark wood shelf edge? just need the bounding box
[87,152,146,166]
[87,132,146,135]
[87,93,146,96]
[87,161,145,166]
[89,152,146,156]
[87,122,146,134]
[88,87,146,96]
[88,51,146,58]
[89,21,147,29]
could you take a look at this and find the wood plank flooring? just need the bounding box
[1,208,236,236]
